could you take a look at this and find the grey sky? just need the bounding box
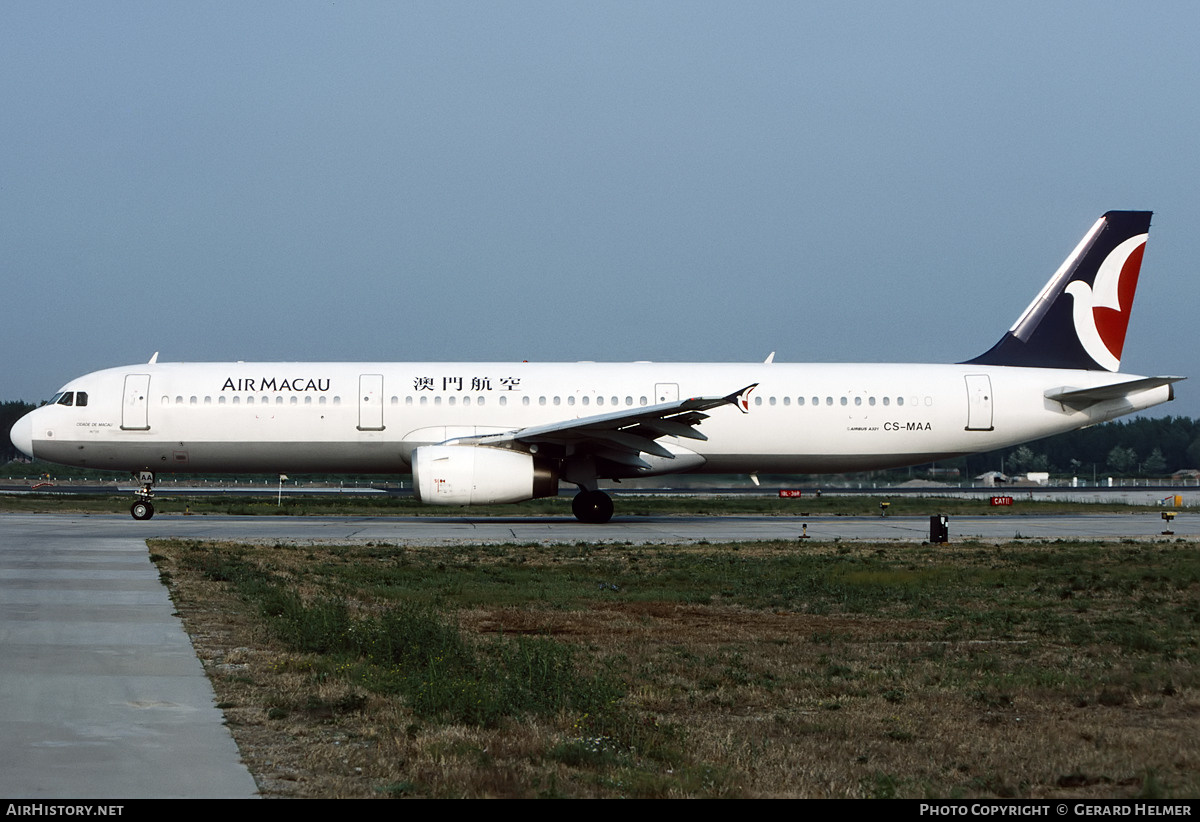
[3,2,1198,416]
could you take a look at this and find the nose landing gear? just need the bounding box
[130,471,155,520]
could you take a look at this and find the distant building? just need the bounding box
[976,471,1009,487]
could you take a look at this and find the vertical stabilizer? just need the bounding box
[965,211,1151,371]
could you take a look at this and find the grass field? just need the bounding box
[148,535,1200,798]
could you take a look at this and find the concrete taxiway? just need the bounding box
[0,514,260,799]
[0,510,1194,798]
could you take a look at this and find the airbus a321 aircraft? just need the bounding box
[10,211,1182,523]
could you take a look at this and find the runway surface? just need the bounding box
[1,511,1194,798]
[4,509,1197,544]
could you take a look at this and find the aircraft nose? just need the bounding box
[10,411,35,460]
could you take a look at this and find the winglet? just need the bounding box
[730,383,758,413]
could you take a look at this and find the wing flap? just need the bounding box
[633,418,709,441]
[589,430,676,459]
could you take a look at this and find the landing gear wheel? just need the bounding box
[130,470,156,521]
[572,490,613,524]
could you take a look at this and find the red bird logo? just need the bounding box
[1066,233,1147,371]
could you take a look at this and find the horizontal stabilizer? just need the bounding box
[1045,376,1184,408]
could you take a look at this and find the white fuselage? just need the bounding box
[16,360,1173,477]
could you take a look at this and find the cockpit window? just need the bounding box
[56,392,75,407]
[76,392,88,407]
[46,392,64,406]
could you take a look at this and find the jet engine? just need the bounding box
[411,445,559,505]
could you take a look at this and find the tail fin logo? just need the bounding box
[1065,233,1147,372]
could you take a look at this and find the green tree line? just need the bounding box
[0,402,35,463]
[929,415,1200,479]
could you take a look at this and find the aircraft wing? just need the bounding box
[1045,376,1184,409]
[458,383,757,468]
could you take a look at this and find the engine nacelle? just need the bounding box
[411,445,559,506]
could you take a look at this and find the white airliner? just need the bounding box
[9,211,1182,522]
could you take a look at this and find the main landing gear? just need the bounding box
[130,471,155,520]
[572,489,613,524]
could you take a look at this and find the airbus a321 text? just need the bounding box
[10,211,1182,522]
